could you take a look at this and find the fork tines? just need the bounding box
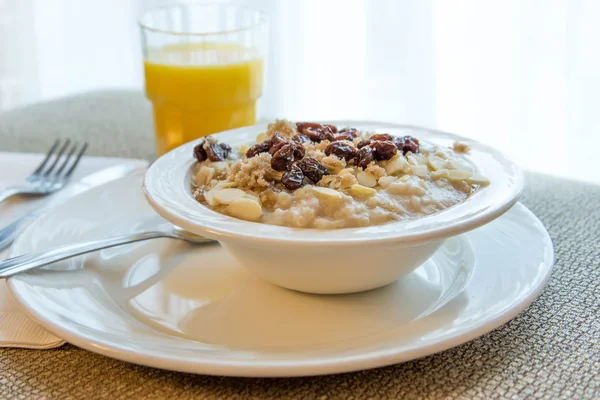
[29,140,89,182]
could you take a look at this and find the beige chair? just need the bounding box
[0,90,155,160]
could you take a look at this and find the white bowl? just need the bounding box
[144,121,524,294]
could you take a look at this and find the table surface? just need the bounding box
[0,91,598,399]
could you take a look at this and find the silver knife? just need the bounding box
[0,163,143,252]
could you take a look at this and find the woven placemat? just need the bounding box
[0,174,597,399]
[1,93,598,399]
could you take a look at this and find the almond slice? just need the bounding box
[205,181,238,206]
[350,184,377,198]
[205,188,219,206]
[385,155,409,175]
[411,164,428,178]
[195,166,215,186]
[356,170,377,187]
[431,169,449,180]
[408,184,426,196]
[377,176,397,188]
[312,186,342,199]
[427,155,447,171]
[214,188,246,205]
[387,182,410,195]
[466,174,490,186]
[447,170,473,181]
[447,159,472,172]
[245,194,261,204]
[407,154,426,166]
[227,198,262,221]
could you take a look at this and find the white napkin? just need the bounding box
[0,152,147,348]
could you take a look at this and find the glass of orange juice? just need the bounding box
[139,3,267,155]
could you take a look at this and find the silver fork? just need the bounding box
[0,227,214,278]
[0,140,88,204]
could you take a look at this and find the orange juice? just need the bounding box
[144,43,263,155]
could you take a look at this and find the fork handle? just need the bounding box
[0,187,21,204]
[0,231,170,279]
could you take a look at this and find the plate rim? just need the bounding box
[7,176,554,377]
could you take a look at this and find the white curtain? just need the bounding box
[1,0,599,182]
[0,0,39,109]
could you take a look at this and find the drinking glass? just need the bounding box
[140,3,268,155]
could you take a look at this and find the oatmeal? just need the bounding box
[191,120,490,228]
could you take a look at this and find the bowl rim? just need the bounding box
[143,121,524,246]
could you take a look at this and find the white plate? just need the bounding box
[0,152,147,229]
[7,173,554,377]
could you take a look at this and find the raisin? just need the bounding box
[193,140,208,162]
[305,127,335,142]
[297,122,335,142]
[324,124,338,133]
[271,145,294,171]
[296,122,322,134]
[392,137,403,150]
[333,127,358,141]
[293,134,311,143]
[206,142,229,161]
[325,142,356,161]
[402,135,420,154]
[246,141,270,158]
[393,135,420,154]
[357,139,372,148]
[332,131,356,142]
[303,127,319,141]
[355,146,375,169]
[371,140,397,161]
[270,132,287,148]
[292,142,306,159]
[339,127,358,134]
[281,164,305,190]
[219,143,232,153]
[297,157,329,183]
[271,143,304,172]
[320,128,335,142]
[269,141,287,155]
[369,133,395,142]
